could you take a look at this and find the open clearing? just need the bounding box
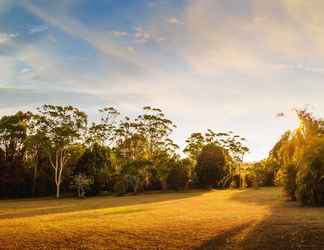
[1,188,324,250]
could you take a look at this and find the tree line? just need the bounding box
[0,105,249,198]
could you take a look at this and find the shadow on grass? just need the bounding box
[196,188,324,250]
[0,190,206,219]
[195,223,252,250]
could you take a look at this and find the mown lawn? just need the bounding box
[1,188,324,250]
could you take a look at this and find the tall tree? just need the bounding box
[34,105,87,198]
[196,144,228,188]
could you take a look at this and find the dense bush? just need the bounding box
[196,144,228,188]
[296,142,324,206]
[167,163,189,191]
[74,144,113,195]
[267,111,324,206]
[113,179,127,196]
[276,164,297,200]
[248,161,276,188]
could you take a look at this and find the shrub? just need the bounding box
[196,144,228,188]
[281,164,297,201]
[113,179,127,196]
[167,164,189,191]
[296,144,324,206]
[245,174,254,188]
[248,162,276,188]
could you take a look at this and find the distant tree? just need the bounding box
[184,132,205,160]
[167,160,189,191]
[196,144,228,188]
[136,106,177,160]
[184,130,249,187]
[87,107,120,146]
[35,105,87,198]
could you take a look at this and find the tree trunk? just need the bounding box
[161,180,167,191]
[32,160,38,197]
[56,183,60,198]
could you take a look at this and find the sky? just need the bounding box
[1,0,324,161]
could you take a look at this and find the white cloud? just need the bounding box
[112,31,128,37]
[0,32,16,44]
[22,1,152,72]
[274,63,324,73]
[20,67,32,74]
[171,0,324,75]
[30,24,48,34]
[167,17,183,25]
[134,27,152,43]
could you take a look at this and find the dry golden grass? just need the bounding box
[0,188,324,250]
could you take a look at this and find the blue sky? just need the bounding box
[1,0,324,161]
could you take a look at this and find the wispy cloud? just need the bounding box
[134,27,152,43]
[21,0,152,73]
[274,63,324,74]
[0,32,17,44]
[167,0,324,75]
[167,17,183,25]
[112,31,128,37]
[30,24,48,34]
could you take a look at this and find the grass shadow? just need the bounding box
[194,188,324,250]
[0,190,207,219]
[231,188,324,250]
[195,223,252,250]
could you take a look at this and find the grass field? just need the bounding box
[1,188,324,250]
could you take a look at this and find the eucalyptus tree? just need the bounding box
[87,107,120,146]
[34,105,87,198]
[113,107,178,191]
[184,129,249,187]
[136,106,177,160]
[183,132,205,160]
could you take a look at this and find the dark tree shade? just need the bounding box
[196,144,227,188]
[167,162,189,191]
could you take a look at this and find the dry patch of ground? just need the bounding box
[0,188,324,249]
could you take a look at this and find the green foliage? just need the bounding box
[248,161,276,188]
[113,178,127,196]
[296,139,324,206]
[267,110,324,206]
[278,164,297,200]
[0,105,249,199]
[166,160,189,191]
[184,130,249,188]
[75,143,113,195]
[0,112,33,197]
[196,144,228,188]
[121,159,151,193]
